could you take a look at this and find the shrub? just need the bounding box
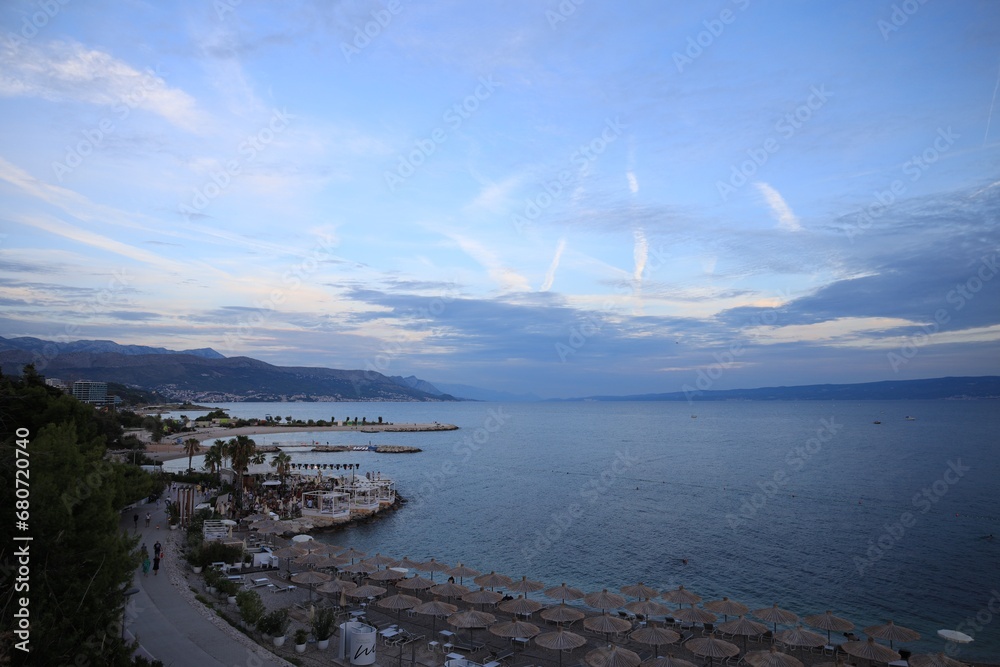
[236,589,265,627]
[294,628,308,645]
[312,607,336,641]
[257,608,289,637]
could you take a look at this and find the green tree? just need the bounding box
[141,414,164,443]
[183,437,201,472]
[270,451,292,492]
[0,367,140,666]
[202,441,224,482]
[226,435,264,513]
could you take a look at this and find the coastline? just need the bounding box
[143,422,452,461]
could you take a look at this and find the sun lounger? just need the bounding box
[269,584,296,593]
[245,577,270,588]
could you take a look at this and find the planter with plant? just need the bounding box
[311,607,335,650]
[217,578,239,604]
[236,589,265,631]
[257,608,289,646]
[202,566,223,594]
[294,628,308,653]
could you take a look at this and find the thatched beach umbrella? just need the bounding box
[364,553,398,569]
[412,598,457,636]
[446,562,480,584]
[584,612,633,641]
[745,646,804,667]
[775,625,827,650]
[803,611,854,644]
[499,595,544,617]
[463,587,503,610]
[489,619,541,648]
[508,576,545,595]
[585,589,627,614]
[291,569,331,601]
[430,581,470,600]
[377,593,422,619]
[621,583,660,600]
[671,606,717,625]
[448,609,496,648]
[317,577,357,595]
[397,574,435,592]
[340,547,367,562]
[348,583,387,600]
[369,567,406,583]
[535,628,587,667]
[662,586,702,608]
[542,603,586,625]
[862,621,920,649]
[586,644,642,667]
[629,623,680,657]
[640,654,698,667]
[546,583,586,602]
[684,634,739,667]
[752,604,798,636]
[718,615,768,653]
[908,653,969,667]
[475,571,514,591]
[292,551,329,568]
[841,637,901,665]
[416,557,444,580]
[625,598,672,619]
[395,556,427,570]
[704,598,750,622]
[341,560,377,575]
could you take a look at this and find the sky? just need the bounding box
[1,0,999,399]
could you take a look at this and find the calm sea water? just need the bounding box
[163,400,1000,661]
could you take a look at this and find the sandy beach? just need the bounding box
[142,423,454,461]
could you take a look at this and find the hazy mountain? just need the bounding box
[563,376,1000,401]
[0,336,224,359]
[389,375,445,396]
[432,382,542,402]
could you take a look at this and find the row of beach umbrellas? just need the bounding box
[248,532,969,666]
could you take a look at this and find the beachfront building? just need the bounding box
[300,490,350,520]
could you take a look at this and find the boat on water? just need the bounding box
[905,415,917,420]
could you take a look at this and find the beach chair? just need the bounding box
[271,584,296,594]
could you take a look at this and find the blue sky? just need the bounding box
[1,0,998,398]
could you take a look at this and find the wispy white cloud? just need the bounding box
[447,232,532,293]
[0,39,207,132]
[540,237,567,292]
[627,171,639,194]
[755,182,801,232]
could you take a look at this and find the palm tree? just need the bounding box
[203,442,223,482]
[271,451,292,492]
[227,435,265,513]
[183,438,201,472]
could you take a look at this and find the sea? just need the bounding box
[160,400,1000,661]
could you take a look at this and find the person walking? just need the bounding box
[145,512,151,527]
[153,554,160,576]
[153,541,161,558]
[142,554,151,577]
[133,513,139,531]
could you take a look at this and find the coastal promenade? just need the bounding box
[120,496,293,667]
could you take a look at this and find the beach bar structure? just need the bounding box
[301,490,350,520]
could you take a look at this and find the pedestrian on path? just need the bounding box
[142,555,151,577]
[153,541,161,558]
[145,512,151,527]
[153,554,160,576]
[133,513,139,531]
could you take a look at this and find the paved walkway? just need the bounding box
[121,493,292,667]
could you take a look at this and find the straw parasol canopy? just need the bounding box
[718,616,769,652]
[416,557,444,579]
[745,646,804,667]
[630,624,681,656]
[377,593,422,616]
[340,547,367,561]
[340,560,377,575]
[448,609,497,629]
[585,644,642,667]
[752,604,799,635]
[535,628,587,667]
[508,576,545,595]
[463,587,504,608]
[397,574,436,591]
[841,637,901,664]
[803,611,854,644]
[862,621,920,649]
[625,598,672,618]
[704,598,750,621]
[446,562,480,584]
[272,545,307,559]
[546,583,586,602]
[412,598,458,635]
[475,571,514,590]
[776,625,827,649]
[499,595,544,616]
[662,586,702,608]
[542,603,587,625]
[489,619,541,641]
[364,553,398,569]
[368,567,406,582]
[348,583,388,599]
[640,654,698,667]
[908,653,969,667]
[671,607,717,625]
[317,578,357,594]
[291,570,331,602]
[430,581,470,599]
[292,551,329,568]
[583,612,633,638]
[685,634,739,667]
[585,589,627,613]
[395,556,427,570]
[621,583,660,600]
[314,554,348,569]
